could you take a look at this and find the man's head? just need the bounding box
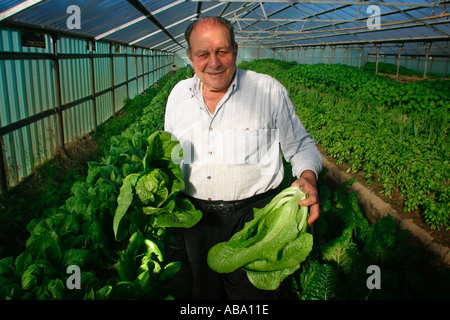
[185,16,238,93]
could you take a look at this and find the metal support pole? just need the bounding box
[134,48,138,95]
[423,51,429,79]
[52,34,65,152]
[359,48,362,69]
[148,52,151,87]
[396,48,402,81]
[376,46,380,73]
[125,50,129,99]
[151,54,154,86]
[0,137,8,197]
[110,43,116,118]
[89,40,97,133]
[141,50,145,90]
[332,46,335,65]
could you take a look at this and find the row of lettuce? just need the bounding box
[1,65,448,300]
[240,59,449,231]
[0,68,196,300]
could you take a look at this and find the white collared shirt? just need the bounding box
[164,68,322,201]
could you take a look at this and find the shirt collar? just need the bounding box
[189,69,239,98]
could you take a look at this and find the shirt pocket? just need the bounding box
[220,128,277,165]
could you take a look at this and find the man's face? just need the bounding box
[187,21,238,93]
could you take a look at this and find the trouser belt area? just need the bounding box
[188,188,279,215]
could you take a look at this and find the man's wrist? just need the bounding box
[300,170,317,187]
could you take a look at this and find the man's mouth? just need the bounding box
[207,71,225,77]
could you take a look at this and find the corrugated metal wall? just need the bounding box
[0,27,174,193]
[174,44,369,68]
[367,54,450,75]
[275,46,368,68]
[175,41,450,76]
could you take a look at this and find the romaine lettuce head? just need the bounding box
[207,186,313,290]
[135,168,170,207]
[113,130,201,241]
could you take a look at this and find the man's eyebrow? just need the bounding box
[193,49,208,55]
[194,46,231,54]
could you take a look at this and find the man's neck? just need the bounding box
[201,83,228,115]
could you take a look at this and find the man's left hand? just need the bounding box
[291,170,319,227]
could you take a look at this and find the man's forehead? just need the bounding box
[191,19,229,38]
[190,27,231,48]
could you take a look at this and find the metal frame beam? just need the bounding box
[0,0,45,21]
[127,0,184,49]
[192,0,445,8]
[95,0,186,41]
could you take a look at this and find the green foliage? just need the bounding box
[297,261,337,300]
[2,62,448,301]
[0,67,194,300]
[290,172,450,300]
[113,131,202,241]
[240,59,449,230]
[207,187,313,290]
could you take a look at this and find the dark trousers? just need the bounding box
[185,189,278,300]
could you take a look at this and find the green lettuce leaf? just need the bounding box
[207,187,313,290]
[113,130,201,241]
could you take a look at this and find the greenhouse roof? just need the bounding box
[0,0,449,55]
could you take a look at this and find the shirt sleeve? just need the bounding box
[275,85,323,180]
[164,81,182,134]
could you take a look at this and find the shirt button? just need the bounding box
[208,151,213,155]
[208,198,212,201]
[207,176,211,180]
[209,127,213,131]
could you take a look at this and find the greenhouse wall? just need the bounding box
[174,44,370,69]
[173,43,274,67]
[367,54,450,75]
[275,46,369,68]
[0,27,174,194]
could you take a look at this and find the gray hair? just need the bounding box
[185,16,236,54]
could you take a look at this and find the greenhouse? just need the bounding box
[0,0,449,303]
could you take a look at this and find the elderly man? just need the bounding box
[164,16,322,300]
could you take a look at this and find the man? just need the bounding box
[164,16,322,300]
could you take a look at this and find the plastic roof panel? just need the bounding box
[0,0,448,55]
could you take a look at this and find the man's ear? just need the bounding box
[186,49,193,63]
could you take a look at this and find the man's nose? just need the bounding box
[208,53,220,68]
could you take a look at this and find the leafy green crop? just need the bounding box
[207,186,313,290]
[288,171,450,300]
[113,131,202,241]
[0,68,196,300]
[240,59,449,230]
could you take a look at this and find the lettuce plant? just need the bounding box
[207,186,313,290]
[113,131,202,241]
